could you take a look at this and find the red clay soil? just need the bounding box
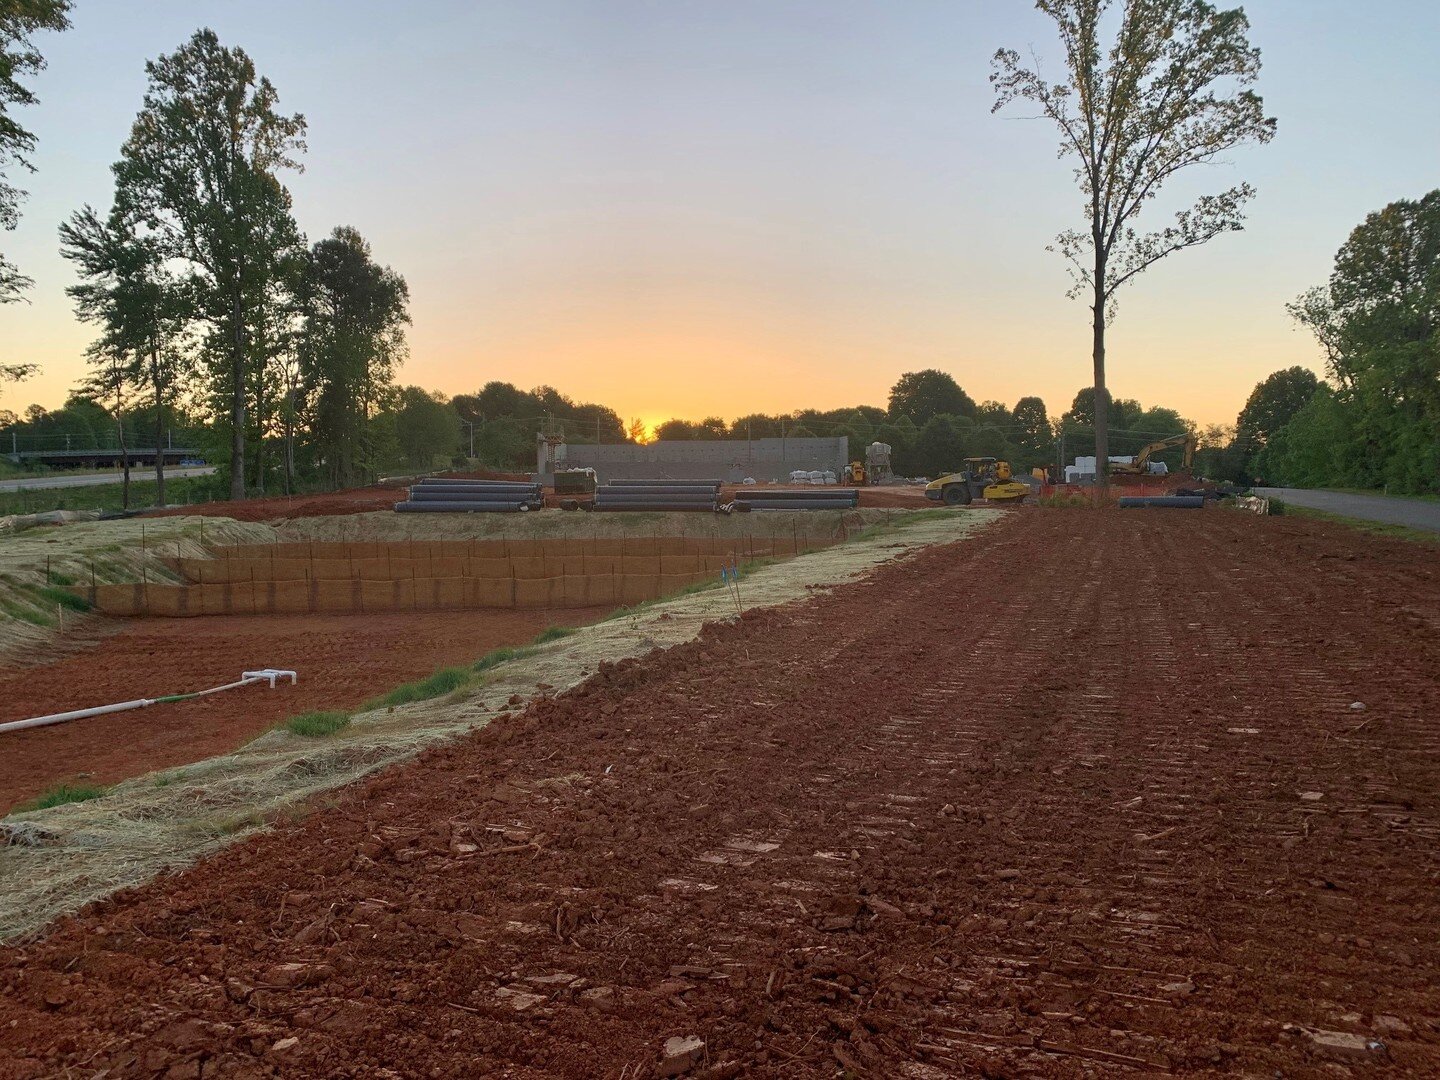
[145,485,403,522]
[0,607,610,813]
[3,510,1440,1077]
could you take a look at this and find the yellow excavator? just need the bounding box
[924,457,1031,506]
[1110,432,1197,476]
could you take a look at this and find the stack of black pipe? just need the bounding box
[395,478,544,513]
[734,487,859,511]
[592,479,720,512]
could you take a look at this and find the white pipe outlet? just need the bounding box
[0,668,300,735]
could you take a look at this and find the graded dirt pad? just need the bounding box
[0,607,609,813]
[3,509,1439,1077]
[146,485,404,521]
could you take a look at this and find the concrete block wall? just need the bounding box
[542,436,848,483]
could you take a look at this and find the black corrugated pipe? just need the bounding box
[1117,496,1205,509]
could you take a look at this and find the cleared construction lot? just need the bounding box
[1,508,1438,1076]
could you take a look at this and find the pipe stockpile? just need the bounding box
[394,478,544,513]
[1117,495,1205,509]
[607,478,723,489]
[592,479,718,512]
[734,487,859,511]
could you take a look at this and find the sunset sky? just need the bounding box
[3,1,1438,432]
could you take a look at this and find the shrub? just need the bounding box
[367,667,471,710]
[19,783,106,811]
[282,711,352,737]
[474,645,533,673]
[38,586,90,612]
[532,625,576,644]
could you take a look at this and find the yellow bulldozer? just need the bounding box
[924,457,1031,506]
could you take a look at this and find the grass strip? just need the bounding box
[281,711,353,737]
[18,783,107,812]
[1283,505,1440,546]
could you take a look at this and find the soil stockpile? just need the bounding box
[1,510,1437,1076]
[0,608,610,812]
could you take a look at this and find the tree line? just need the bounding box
[1226,190,1439,495]
[2,20,414,504]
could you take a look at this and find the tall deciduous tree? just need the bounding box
[394,386,458,468]
[992,0,1275,490]
[887,369,976,425]
[300,225,409,488]
[1235,366,1319,451]
[60,205,191,505]
[1012,396,1052,460]
[0,0,70,304]
[113,28,306,500]
[1287,190,1440,492]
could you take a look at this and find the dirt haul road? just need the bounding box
[2,510,1438,1077]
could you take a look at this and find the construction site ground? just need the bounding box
[3,508,1439,1077]
[0,608,610,814]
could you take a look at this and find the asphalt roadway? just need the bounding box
[1254,486,1440,534]
[0,466,215,494]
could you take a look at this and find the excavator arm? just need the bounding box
[1113,433,1197,475]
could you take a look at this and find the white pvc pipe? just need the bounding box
[0,668,299,735]
[0,698,161,734]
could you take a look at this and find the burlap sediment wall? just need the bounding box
[80,536,832,617]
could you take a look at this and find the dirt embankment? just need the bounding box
[2,509,1437,1076]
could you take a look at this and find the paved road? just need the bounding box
[0,466,214,493]
[1255,486,1440,533]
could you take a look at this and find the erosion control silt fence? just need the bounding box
[78,535,837,617]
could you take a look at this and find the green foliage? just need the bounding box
[450,381,625,468]
[113,28,307,500]
[37,586,88,612]
[473,645,535,673]
[281,711,351,737]
[395,386,460,468]
[366,666,471,710]
[993,0,1274,480]
[0,0,72,304]
[532,625,576,644]
[1235,367,1320,453]
[18,782,105,812]
[887,370,976,425]
[912,414,968,477]
[1277,190,1440,494]
[301,227,410,486]
[1011,396,1052,464]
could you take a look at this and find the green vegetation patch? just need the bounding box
[365,666,472,710]
[532,625,577,644]
[474,645,536,674]
[37,586,91,612]
[18,783,107,812]
[281,710,352,737]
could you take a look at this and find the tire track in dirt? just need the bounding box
[1,510,1437,1077]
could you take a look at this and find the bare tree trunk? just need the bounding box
[230,290,246,501]
[152,353,166,508]
[283,385,294,496]
[1092,261,1109,499]
[115,387,130,511]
